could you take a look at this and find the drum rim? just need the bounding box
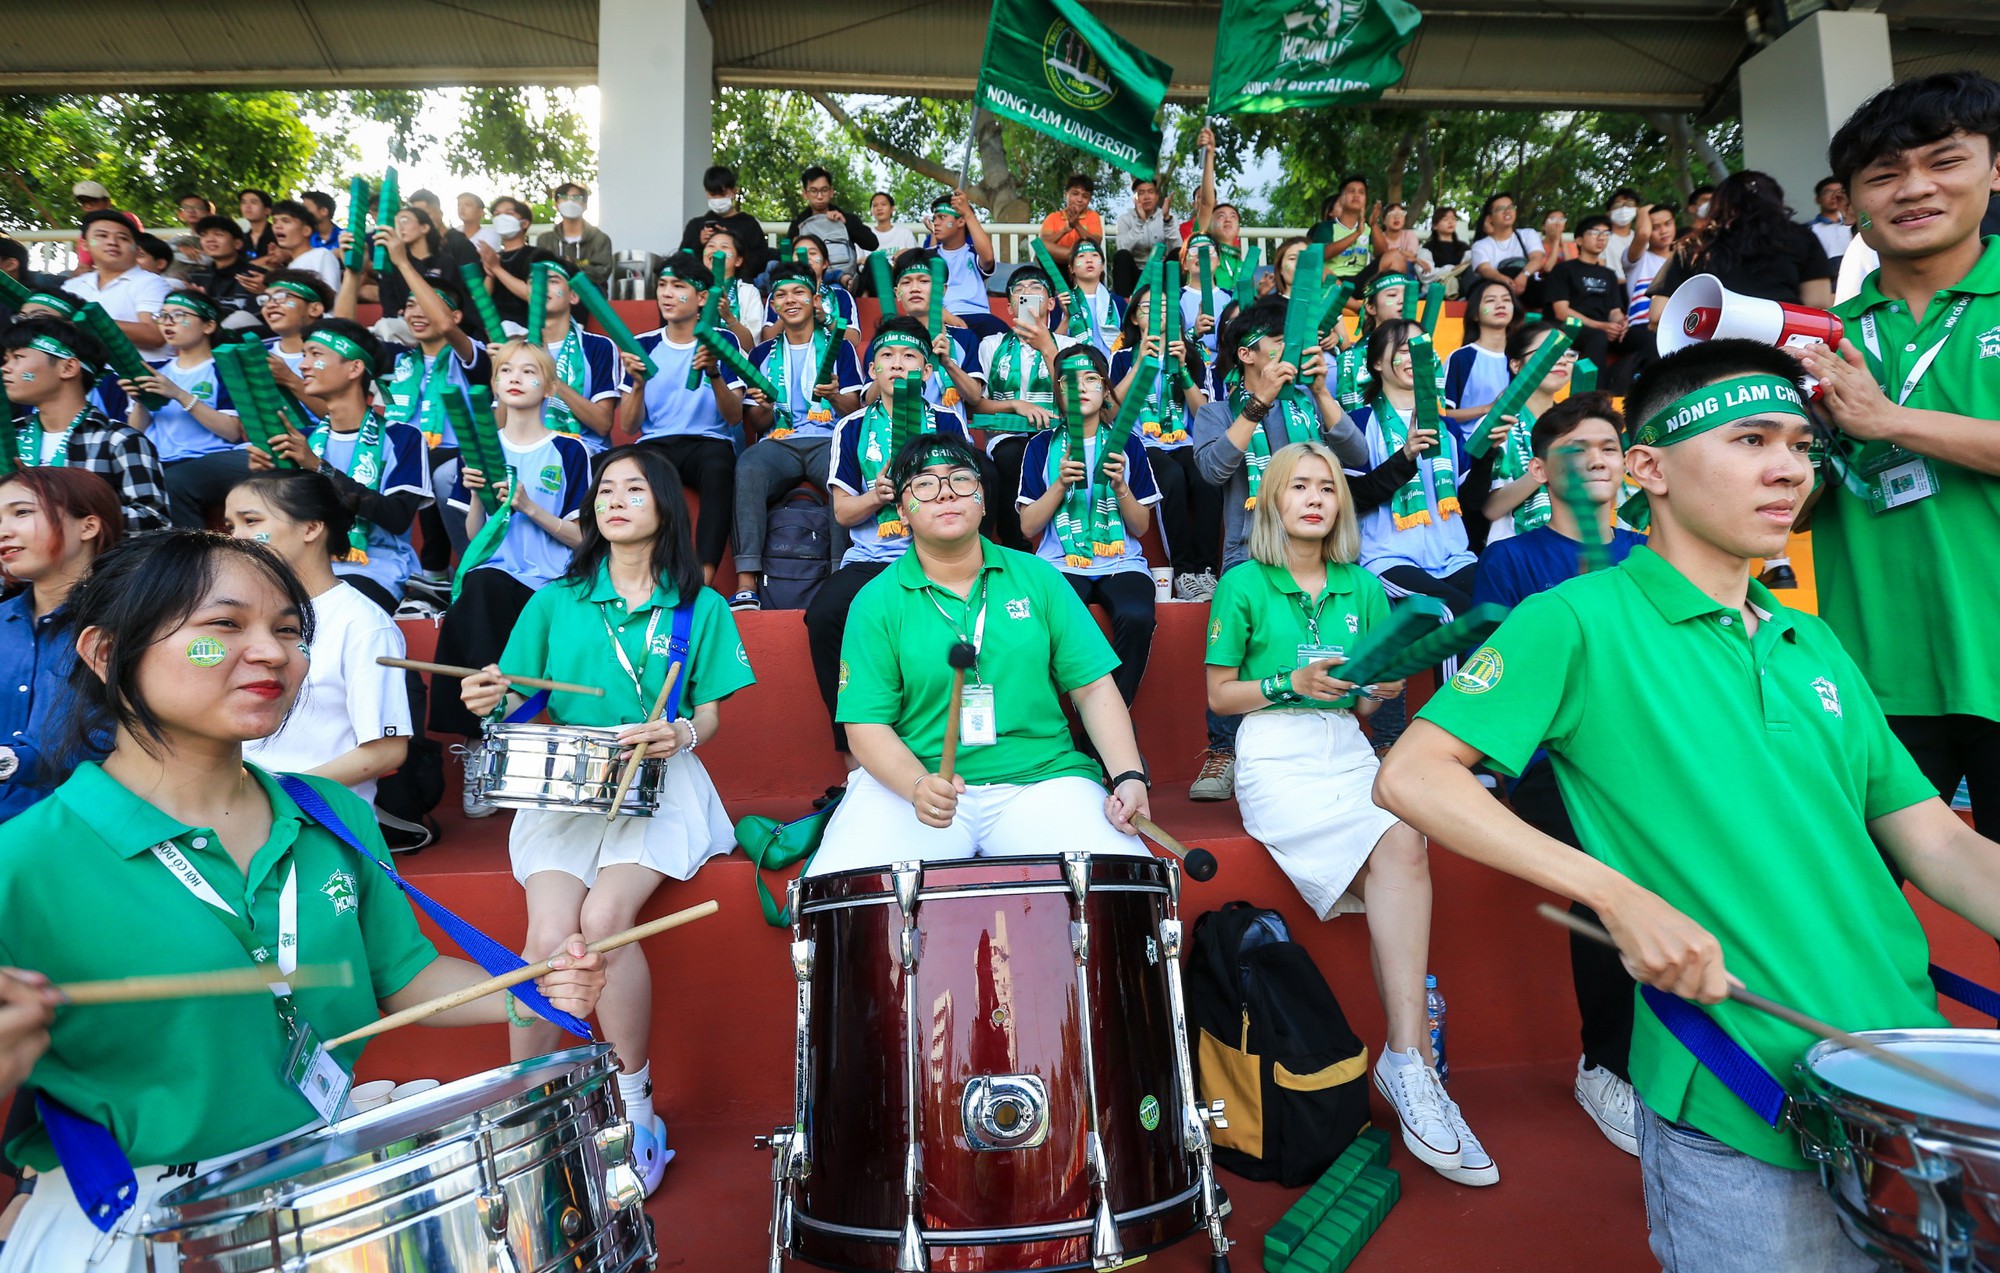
[1800,1026,2000,1135]
[484,722,630,741]
[797,853,1169,898]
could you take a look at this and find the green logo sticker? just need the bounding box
[1451,646,1504,694]
[539,463,562,493]
[185,636,227,667]
[1139,1095,1160,1131]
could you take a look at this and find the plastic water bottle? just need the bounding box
[1426,974,1449,1084]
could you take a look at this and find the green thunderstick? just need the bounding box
[1553,443,1613,574]
[1350,604,1512,686]
[344,177,369,272]
[868,251,895,321]
[1571,357,1599,393]
[1330,596,1446,687]
[465,386,511,514]
[438,391,500,514]
[524,260,559,346]
[1469,329,1572,460]
[696,328,781,408]
[1317,280,1355,344]
[925,257,947,344]
[1408,335,1446,455]
[1027,237,1087,339]
[457,263,506,342]
[0,270,30,310]
[1163,258,1197,394]
[370,166,398,273]
[888,372,925,460]
[686,251,730,390]
[1198,244,1216,322]
[1416,281,1446,335]
[813,312,848,397]
[75,302,167,409]
[212,344,296,468]
[1282,258,1324,382]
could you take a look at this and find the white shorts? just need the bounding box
[1234,709,1401,921]
[509,750,733,886]
[807,768,1148,876]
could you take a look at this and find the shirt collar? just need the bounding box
[893,537,1004,590]
[1849,234,2000,314]
[584,561,679,614]
[60,761,309,861]
[1622,546,1797,638]
[0,592,30,625]
[1259,559,1355,598]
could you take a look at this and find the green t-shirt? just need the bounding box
[1204,559,1389,713]
[0,764,438,1170]
[1417,547,1942,1167]
[501,563,755,727]
[837,539,1119,786]
[1819,235,2000,721]
[1308,218,1371,279]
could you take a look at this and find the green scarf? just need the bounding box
[1133,357,1185,445]
[1228,372,1319,509]
[384,347,457,446]
[541,324,589,434]
[1373,399,1460,529]
[856,379,928,539]
[986,334,1054,431]
[15,407,92,470]
[308,414,390,560]
[1049,374,1127,567]
[759,326,836,439]
[1491,408,1550,534]
[454,455,518,601]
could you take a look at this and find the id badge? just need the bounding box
[1864,447,1939,514]
[1297,643,1345,671]
[284,1019,353,1126]
[960,683,998,748]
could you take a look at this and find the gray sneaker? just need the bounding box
[1189,748,1234,801]
[453,743,497,819]
[1175,570,1219,602]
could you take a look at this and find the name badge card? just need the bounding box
[1864,446,1939,514]
[285,1020,353,1126]
[1296,643,1346,670]
[960,684,998,747]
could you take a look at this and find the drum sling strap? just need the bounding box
[43,779,596,1234]
[1649,967,2000,1128]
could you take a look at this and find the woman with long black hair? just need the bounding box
[1649,170,1835,313]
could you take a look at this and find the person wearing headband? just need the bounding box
[257,269,335,419]
[807,318,975,770]
[874,248,988,423]
[810,432,1153,873]
[0,316,170,533]
[923,190,1006,342]
[620,252,745,584]
[1381,337,2000,1273]
[1066,239,1125,357]
[758,235,860,350]
[1180,235,1234,355]
[120,290,249,527]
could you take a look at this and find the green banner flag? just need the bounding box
[975,0,1172,178]
[1210,0,1422,115]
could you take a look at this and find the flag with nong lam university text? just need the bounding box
[975,0,1173,179]
[1210,0,1422,114]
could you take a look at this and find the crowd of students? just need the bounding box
[0,68,1998,1273]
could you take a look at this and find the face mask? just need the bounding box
[557,200,584,220]
[1609,206,1637,228]
[707,197,735,215]
[1693,201,1711,220]
[492,214,524,238]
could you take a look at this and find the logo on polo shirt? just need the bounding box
[649,634,673,656]
[736,643,750,666]
[1006,597,1032,621]
[1977,324,2000,360]
[322,869,358,915]
[1452,647,1504,694]
[838,659,850,693]
[1812,676,1842,718]
[1208,618,1222,645]
[1346,614,1359,634]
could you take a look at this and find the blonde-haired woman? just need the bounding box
[1203,440,1496,1189]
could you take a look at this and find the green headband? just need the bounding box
[23,293,77,318]
[871,330,929,360]
[657,263,702,287]
[1367,273,1418,298]
[1634,373,1806,447]
[1072,240,1103,259]
[1236,319,1285,352]
[895,258,935,283]
[27,334,80,362]
[162,292,219,321]
[1054,346,1100,374]
[904,443,975,478]
[931,199,961,217]
[267,279,323,304]
[305,329,367,363]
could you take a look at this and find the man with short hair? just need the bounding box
[880,248,987,423]
[1039,174,1104,270]
[1808,176,1854,267]
[679,165,771,281]
[238,188,278,260]
[62,209,171,358]
[456,191,501,253]
[864,192,918,264]
[974,266,1082,550]
[1113,176,1173,296]
[188,215,264,328]
[268,199,342,292]
[300,191,340,249]
[924,190,1003,342]
[787,167,877,287]
[404,188,480,276]
[1543,214,1627,369]
[534,182,615,290]
[1311,171,1374,282]
[477,196,560,331]
[174,194,212,232]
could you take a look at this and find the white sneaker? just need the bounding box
[1436,1090,1500,1186]
[1575,1059,1639,1157]
[1372,1048,1461,1172]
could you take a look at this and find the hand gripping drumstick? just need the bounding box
[605,662,682,821]
[323,901,718,1048]
[376,657,606,699]
[1538,904,2000,1112]
[936,641,978,783]
[1131,815,1218,883]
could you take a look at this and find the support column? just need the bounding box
[1740,11,1892,214]
[598,0,712,260]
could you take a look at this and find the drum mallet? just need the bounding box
[1538,903,2000,1112]
[1132,815,1218,883]
[937,641,978,782]
[376,656,606,699]
[605,662,682,821]
[55,963,354,1006]
[324,900,719,1048]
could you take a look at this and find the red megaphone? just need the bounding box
[1659,274,1844,354]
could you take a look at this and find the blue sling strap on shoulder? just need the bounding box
[505,688,551,723]
[661,599,695,721]
[38,1092,137,1233]
[1648,964,2000,1129]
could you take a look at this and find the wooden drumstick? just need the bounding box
[1537,904,2000,1111]
[376,657,606,698]
[323,901,718,1048]
[1132,815,1218,882]
[605,661,682,821]
[55,963,354,1006]
[937,641,978,783]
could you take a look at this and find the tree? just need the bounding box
[444,88,597,213]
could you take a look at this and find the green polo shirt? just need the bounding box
[1819,236,2000,721]
[501,564,755,727]
[0,764,437,1171]
[1205,559,1389,713]
[1417,547,1942,1168]
[837,540,1118,786]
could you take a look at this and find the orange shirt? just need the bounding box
[1039,209,1104,249]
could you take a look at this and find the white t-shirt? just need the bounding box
[869,224,920,260]
[1466,229,1545,279]
[1605,230,1636,280]
[289,246,345,293]
[1627,248,1670,309]
[244,581,411,805]
[1811,219,1855,261]
[1836,237,1878,305]
[63,267,173,358]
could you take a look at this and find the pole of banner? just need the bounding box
[957,104,982,193]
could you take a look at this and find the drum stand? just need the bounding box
[893,861,929,1272]
[765,880,815,1273]
[1062,852,1126,1271]
[1160,862,1236,1272]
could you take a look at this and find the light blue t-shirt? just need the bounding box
[826,404,970,566]
[929,240,990,318]
[1348,402,1476,579]
[632,327,741,443]
[448,429,592,589]
[1017,428,1161,579]
[323,420,433,600]
[142,355,239,461]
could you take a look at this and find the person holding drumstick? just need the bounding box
[459,443,754,1197]
[1377,339,2000,1272]
[0,971,55,1100]
[0,531,604,1271]
[810,433,1152,871]
[1206,440,1496,1186]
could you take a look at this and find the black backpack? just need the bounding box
[373,668,445,849]
[1187,901,1371,1186]
[761,485,834,611]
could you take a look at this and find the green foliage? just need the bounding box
[444,88,597,216]
[711,88,879,221]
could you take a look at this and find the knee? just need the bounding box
[523,916,580,962]
[1371,823,1430,879]
[578,896,641,944]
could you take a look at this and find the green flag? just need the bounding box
[975,0,1172,178]
[1209,0,1422,114]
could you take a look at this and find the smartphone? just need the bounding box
[1251,264,1276,291]
[1019,294,1045,322]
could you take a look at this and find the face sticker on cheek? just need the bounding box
[627,493,647,509]
[298,643,311,657]
[252,532,271,542]
[185,636,227,667]
[524,375,542,387]
[18,373,33,383]
[310,358,329,371]
[594,499,612,517]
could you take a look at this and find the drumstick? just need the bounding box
[376,657,606,699]
[937,641,978,782]
[1537,904,2000,1112]
[55,963,354,1006]
[1132,815,1218,883]
[605,661,682,821]
[324,901,718,1048]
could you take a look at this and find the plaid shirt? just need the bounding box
[45,410,172,534]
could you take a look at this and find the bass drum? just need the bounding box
[773,853,1229,1271]
[143,1044,654,1272]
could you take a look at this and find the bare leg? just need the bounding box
[517,870,590,1062]
[702,562,715,586]
[1349,822,1434,1056]
[578,862,668,1072]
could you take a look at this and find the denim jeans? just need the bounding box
[1636,1105,1878,1273]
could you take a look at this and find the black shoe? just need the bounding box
[1759,561,1799,590]
[811,784,846,811]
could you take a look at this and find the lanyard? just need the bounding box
[1858,295,1971,406]
[1292,580,1339,643]
[924,575,989,681]
[599,601,665,707]
[149,839,300,991]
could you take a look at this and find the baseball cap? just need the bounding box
[72,180,111,200]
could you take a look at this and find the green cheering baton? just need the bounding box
[1415,281,1446,336]
[696,328,781,409]
[457,263,506,343]
[211,341,298,467]
[1469,329,1572,460]
[925,257,947,346]
[0,378,18,479]
[1408,335,1447,456]
[76,302,168,409]
[0,269,30,311]
[371,167,398,273]
[1281,252,1324,381]
[1332,596,1445,687]
[1553,444,1613,574]
[344,178,369,273]
[566,269,657,378]
[1346,604,1511,687]
[686,251,730,390]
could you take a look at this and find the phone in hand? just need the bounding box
[1018,294,1046,323]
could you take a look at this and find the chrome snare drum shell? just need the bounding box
[144,1043,654,1272]
[1796,1027,2000,1272]
[479,723,665,817]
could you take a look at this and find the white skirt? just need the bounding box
[508,750,733,886]
[1234,709,1401,921]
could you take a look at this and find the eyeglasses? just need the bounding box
[804,184,833,196]
[904,470,980,502]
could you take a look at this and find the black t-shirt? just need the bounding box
[1426,237,1467,269]
[677,212,773,279]
[1651,222,1832,305]
[376,251,456,330]
[1543,258,1622,322]
[492,245,561,326]
[189,258,265,321]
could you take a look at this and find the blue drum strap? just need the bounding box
[664,600,694,722]
[1647,965,2000,1129]
[505,689,551,724]
[38,1092,137,1233]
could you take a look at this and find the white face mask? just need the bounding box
[1693,201,1711,220]
[557,200,584,220]
[492,214,524,238]
[1609,206,1637,228]
[707,196,735,215]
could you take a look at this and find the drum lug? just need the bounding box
[1071,919,1090,963]
[596,1119,634,1165]
[1085,1133,1124,1269]
[605,1161,646,1214]
[893,861,923,917]
[791,939,815,980]
[900,926,921,971]
[1063,851,1090,903]
[896,1215,929,1272]
[1159,918,1183,960]
[478,1187,509,1239]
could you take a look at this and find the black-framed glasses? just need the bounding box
[904,470,981,502]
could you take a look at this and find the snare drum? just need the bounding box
[1796,1027,2000,1271]
[479,722,663,816]
[143,1044,653,1272]
[764,853,1231,1272]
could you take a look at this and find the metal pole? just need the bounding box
[957,105,982,193]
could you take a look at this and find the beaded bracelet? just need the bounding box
[505,992,533,1029]
[681,716,700,751]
